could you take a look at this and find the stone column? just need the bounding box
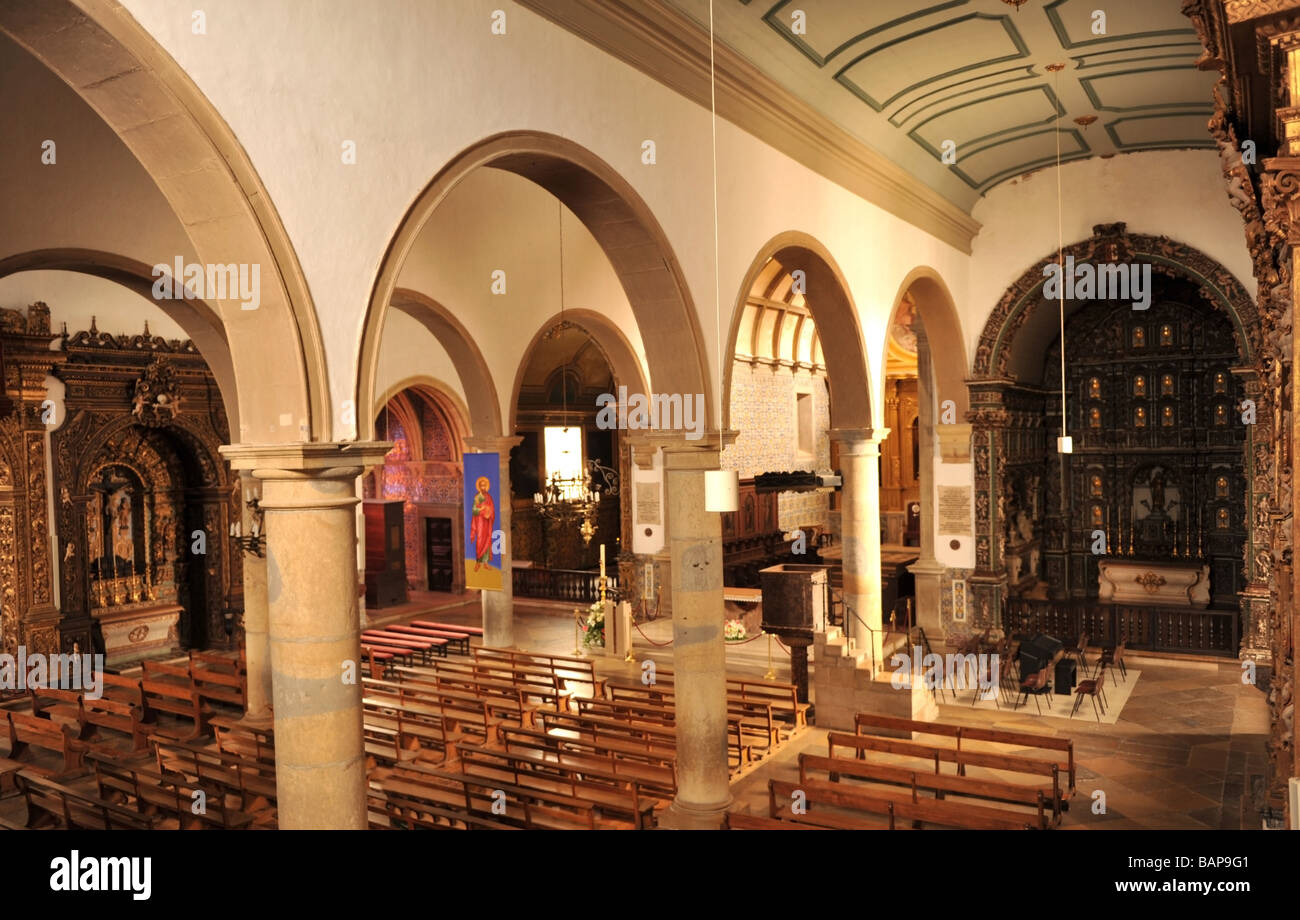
[830,428,889,670]
[909,328,946,638]
[657,435,730,829]
[220,441,390,830]
[463,436,522,649]
[237,472,272,726]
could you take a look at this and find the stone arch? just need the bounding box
[887,266,968,416]
[973,227,1256,381]
[0,0,329,442]
[506,309,650,434]
[375,375,472,456]
[357,131,711,441]
[388,288,502,438]
[722,231,873,432]
[0,248,238,434]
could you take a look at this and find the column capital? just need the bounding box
[219,441,393,477]
[463,434,524,454]
[829,427,890,450]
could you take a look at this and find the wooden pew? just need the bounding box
[387,624,470,656]
[141,678,211,740]
[799,753,1052,828]
[5,711,86,776]
[15,770,157,830]
[379,761,625,830]
[395,664,570,713]
[770,777,1039,830]
[853,712,1074,804]
[455,743,662,828]
[99,672,149,712]
[727,811,820,830]
[379,674,535,726]
[367,786,519,830]
[152,737,277,815]
[362,629,447,663]
[475,647,605,697]
[91,754,256,829]
[726,675,809,728]
[828,732,1064,812]
[412,620,483,637]
[492,726,676,797]
[363,699,463,765]
[365,678,503,739]
[189,650,248,709]
[210,716,275,766]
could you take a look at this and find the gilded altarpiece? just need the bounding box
[1184,0,1299,811]
[0,303,62,661]
[45,319,239,662]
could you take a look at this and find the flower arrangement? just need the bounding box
[582,601,606,648]
[724,619,746,642]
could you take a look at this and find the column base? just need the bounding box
[238,710,275,730]
[659,794,733,830]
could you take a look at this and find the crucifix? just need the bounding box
[89,467,133,579]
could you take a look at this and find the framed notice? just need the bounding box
[937,486,972,535]
[464,452,503,591]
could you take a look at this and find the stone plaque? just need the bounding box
[937,486,972,535]
[636,482,661,525]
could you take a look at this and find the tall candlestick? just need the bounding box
[599,543,605,578]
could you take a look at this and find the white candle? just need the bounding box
[599,543,605,577]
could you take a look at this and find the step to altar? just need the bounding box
[812,626,939,730]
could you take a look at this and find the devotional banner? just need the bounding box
[464,452,503,592]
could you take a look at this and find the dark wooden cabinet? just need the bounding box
[364,499,407,607]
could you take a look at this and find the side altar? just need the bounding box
[1097,557,1211,608]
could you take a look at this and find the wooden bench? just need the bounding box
[493,728,676,797]
[412,620,483,637]
[5,710,86,776]
[363,701,462,765]
[367,786,519,830]
[770,777,1039,830]
[456,743,662,828]
[189,650,248,709]
[91,754,255,829]
[594,690,762,766]
[210,716,275,765]
[99,672,148,711]
[727,811,820,830]
[853,712,1074,803]
[378,761,624,830]
[141,679,210,740]
[15,770,156,829]
[152,737,277,814]
[364,684,499,745]
[395,664,571,713]
[386,624,470,656]
[379,674,535,726]
[475,647,605,697]
[799,753,1053,828]
[363,629,448,663]
[726,675,809,728]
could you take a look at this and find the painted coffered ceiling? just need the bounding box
[660,0,1218,207]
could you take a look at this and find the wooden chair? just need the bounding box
[1072,632,1090,670]
[1015,666,1052,714]
[1099,641,1127,684]
[1070,661,1108,721]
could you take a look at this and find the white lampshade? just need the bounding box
[1057,436,1073,454]
[704,469,739,512]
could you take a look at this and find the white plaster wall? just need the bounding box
[0,270,188,341]
[394,168,647,430]
[968,149,1253,367]
[0,33,197,275]
[118,0,972,433]
[373,307,467,420]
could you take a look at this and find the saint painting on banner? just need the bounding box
[464,452,503,591]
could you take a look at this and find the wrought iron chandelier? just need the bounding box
[534,458,619,545]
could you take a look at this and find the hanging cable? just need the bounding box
[709,0,722,405]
